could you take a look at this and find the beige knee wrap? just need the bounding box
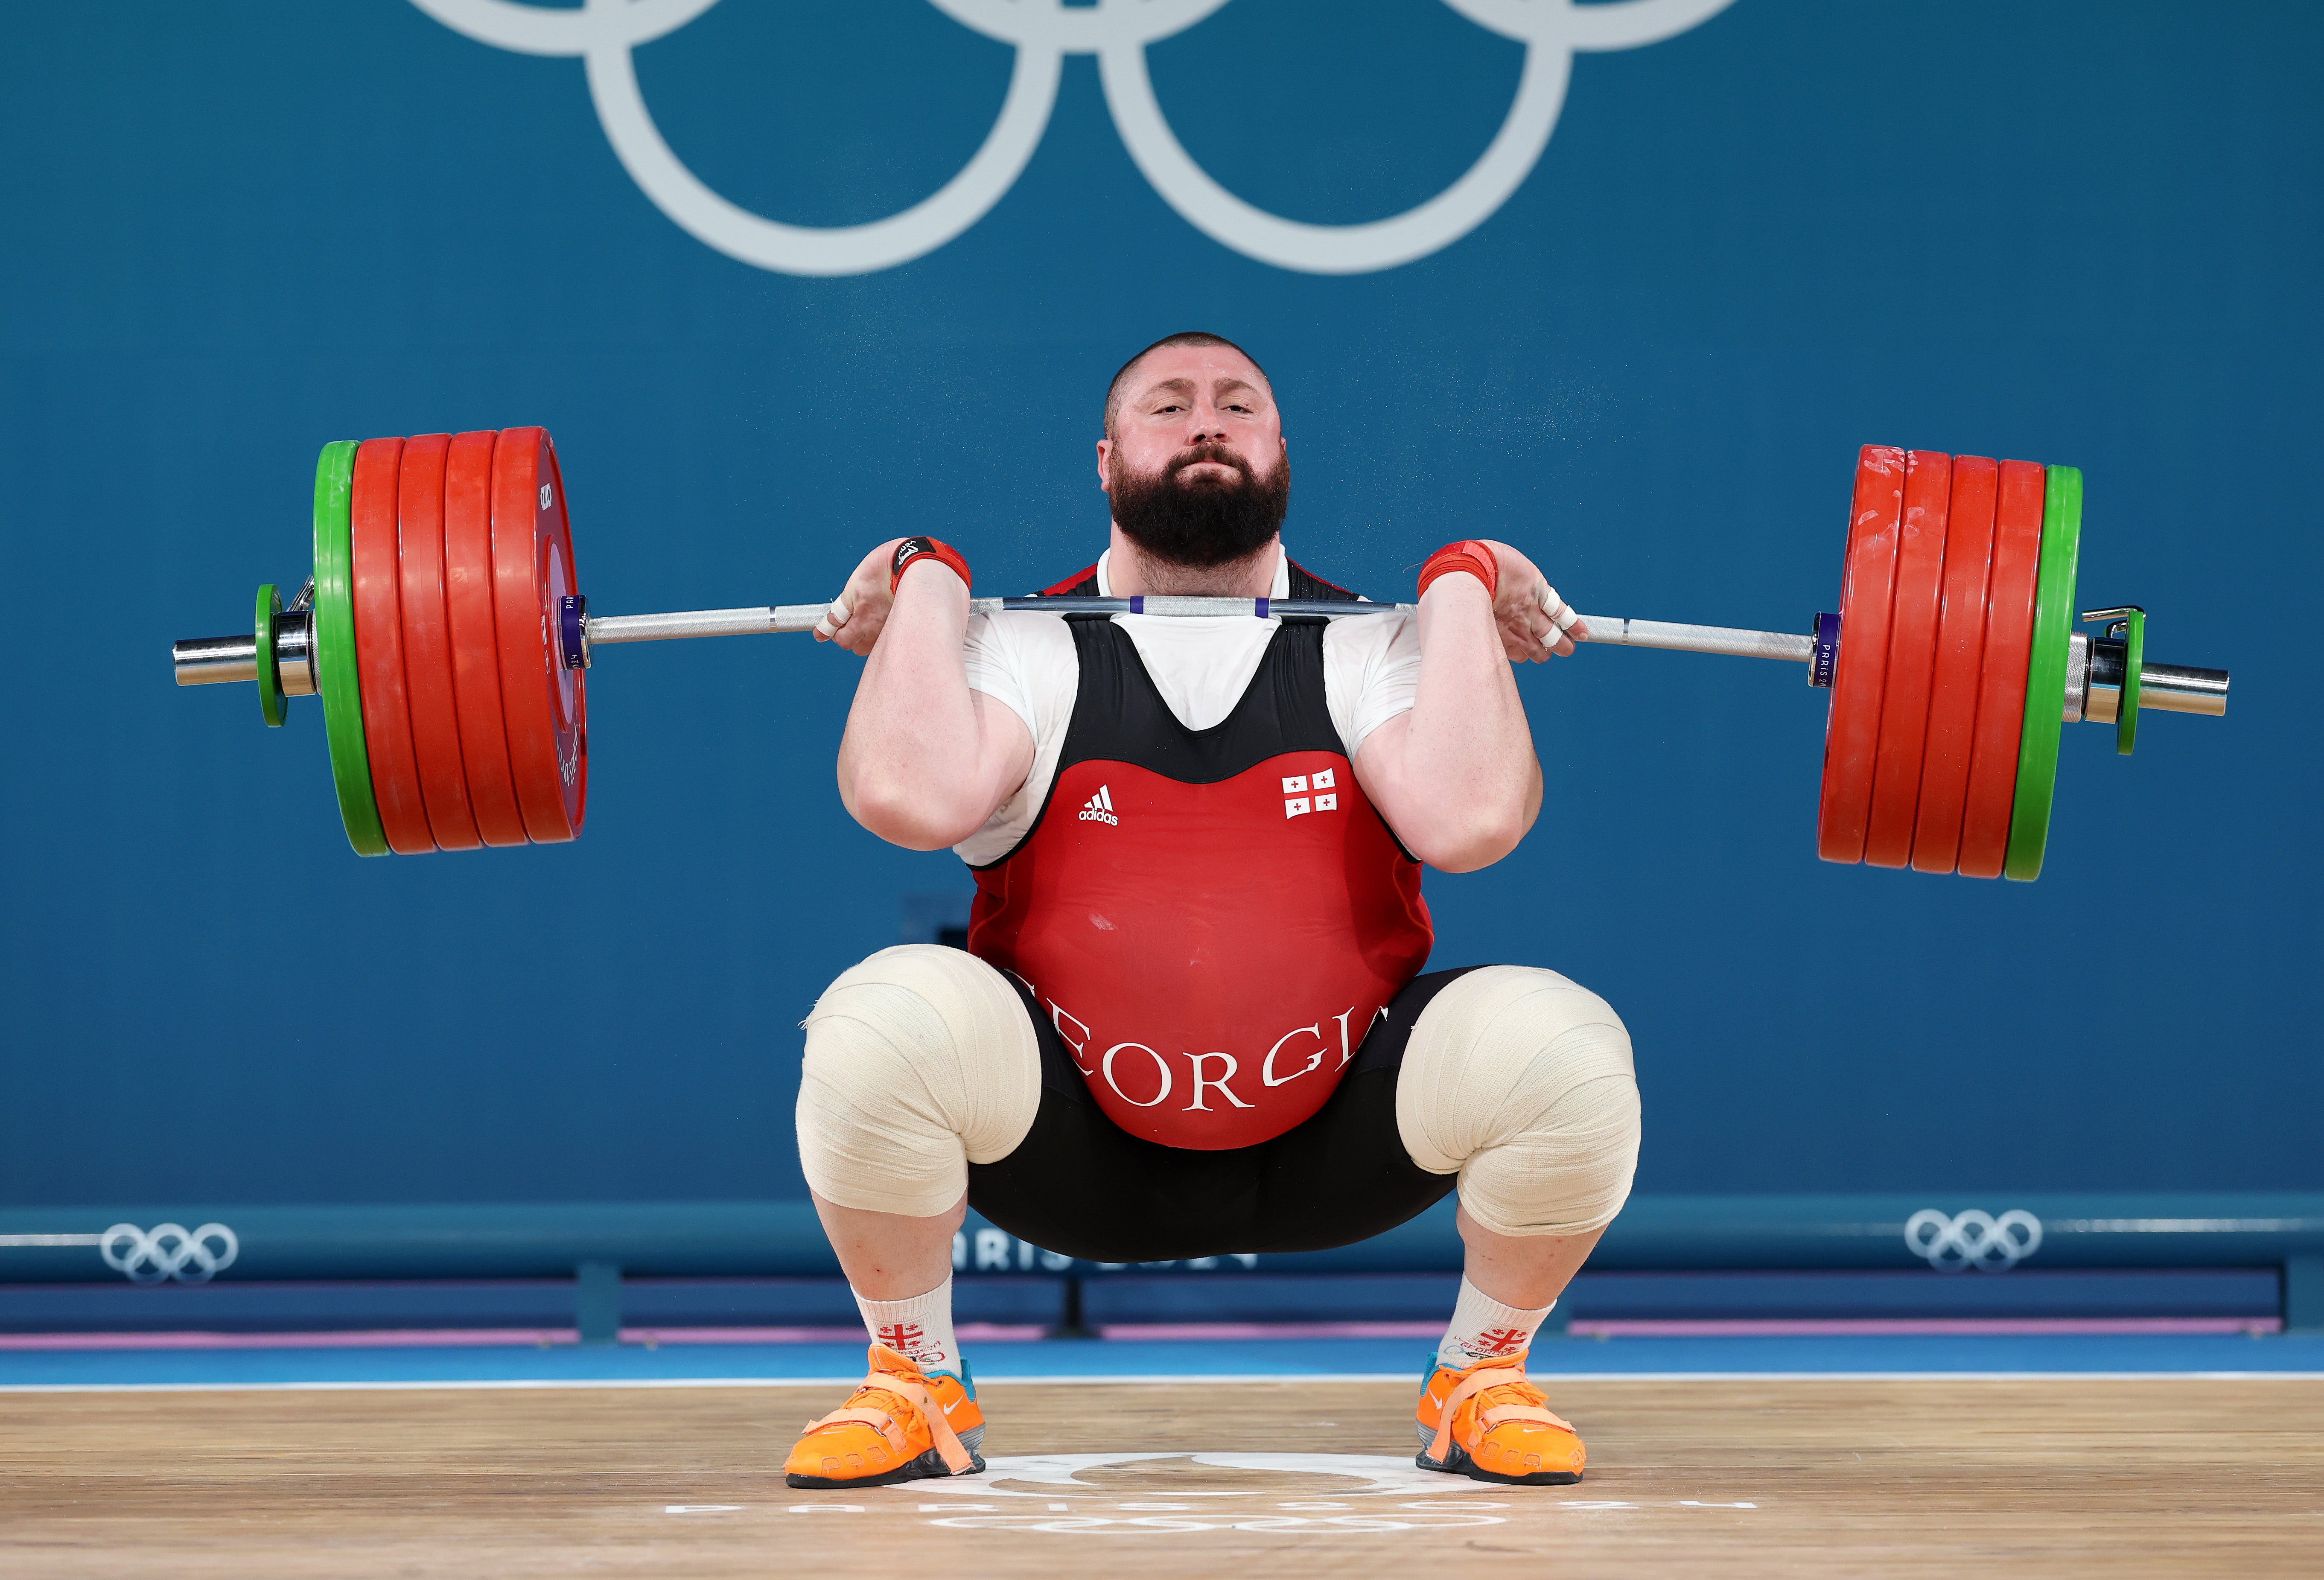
[796,945,1042,1218]
[1395,966,1641,1238]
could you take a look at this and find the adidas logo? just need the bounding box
[1078,784,1120,826]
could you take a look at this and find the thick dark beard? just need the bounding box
[1107,442,1290,569]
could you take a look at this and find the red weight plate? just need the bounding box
[1861,450,1953,868]
[350,437,434,855]
[1909,455,1999,873]
[488,427,587,844]
[1957,459,2046,878]
[1815,445,1907,864]
[396,434,483,852]
[442,429,531,848]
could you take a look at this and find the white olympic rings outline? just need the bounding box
[99,1221,240,1285]
[1904,1208,2044,1272]
[409,0,1735,276]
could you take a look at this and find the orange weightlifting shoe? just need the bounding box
[1414,1349,1585,1485]
[783,1343,987,1489]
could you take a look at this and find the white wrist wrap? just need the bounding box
[1395,966,1641,1237]
[796,945,1042,1218]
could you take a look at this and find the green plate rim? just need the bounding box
[2003,464,2082,880]
[2117,607,2143,756]
[254,582,285,729]
[312,440,389,856]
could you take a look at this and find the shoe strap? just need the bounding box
[803,1358,975,1475]
[1471,1373,1571,1428]
[804,1403,911,1458]
[1424,1354,1567,1463]
[1477,1399,1575,1434]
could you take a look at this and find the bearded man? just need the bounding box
[784,332,1640,1490]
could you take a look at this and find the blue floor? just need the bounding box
[5,1332,2320,1388]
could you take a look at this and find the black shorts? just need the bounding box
[965,967,1482,1263]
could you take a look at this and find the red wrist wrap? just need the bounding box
[1417,539,1499,601]
[890,536,972,594]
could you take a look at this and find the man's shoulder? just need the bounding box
[966,599,1079,670]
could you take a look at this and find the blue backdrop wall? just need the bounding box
[2,0,2316,1208]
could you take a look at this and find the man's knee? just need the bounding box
[796,945,1041,1217]
[1394,965,1641,1238]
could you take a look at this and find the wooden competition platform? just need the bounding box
[6,1373,2323,1577]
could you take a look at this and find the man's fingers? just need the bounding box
[812,592,853,643]
[1535,584,1583,658]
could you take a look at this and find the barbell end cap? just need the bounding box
[173,633,260,688]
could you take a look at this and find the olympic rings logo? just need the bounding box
[410,0,1735,276]
[1904,1208,2043,1272]
[99,1221,240,1285]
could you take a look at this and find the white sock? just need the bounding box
[854,1274,963,1381]
[1436,1275,1554,1369]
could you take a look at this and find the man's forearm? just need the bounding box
[1388,573,1542,870]
[835,570,989,849]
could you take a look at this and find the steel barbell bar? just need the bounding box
[177,600,2227,720]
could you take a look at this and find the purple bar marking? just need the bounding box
[1810,611,1841,688]
[1255,597,1269,619]
[558,594,588,670]
[1128,595,1143,615]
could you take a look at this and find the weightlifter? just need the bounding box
[786,332,1640,1489]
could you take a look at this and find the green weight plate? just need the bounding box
[255,583,286,729]
[2003,465,2083,881]
[312,441,389,856]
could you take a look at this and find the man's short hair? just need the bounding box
[1103,331,1272,434]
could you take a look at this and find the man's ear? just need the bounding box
[1096,437,1113,494]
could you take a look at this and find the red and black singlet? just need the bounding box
[966,562,1434,1150]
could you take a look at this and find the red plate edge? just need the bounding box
[443,429,530,848]
[1816,445,1906,864]
[1909,456,1998,873]
[488,428,586,845]
[1957,459,2047,879]
[395,434,483,852]
[1862,450,1953,869]
[350,437,435,855]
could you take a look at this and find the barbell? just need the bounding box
[171,431,2228,878]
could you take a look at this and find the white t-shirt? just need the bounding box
[956,544,1423,866]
